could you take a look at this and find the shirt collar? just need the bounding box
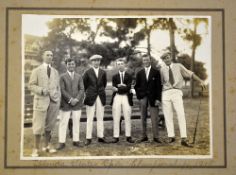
[92,66,99,71]
[145,66,151,70]
[119,70,125,74]
[43,62,51,68]
[67,70,74,76]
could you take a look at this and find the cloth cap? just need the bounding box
[160,51,171,60]
[89,54,103,61]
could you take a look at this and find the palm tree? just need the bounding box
[182,18,208,97]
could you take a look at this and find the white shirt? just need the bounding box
[145,66,151,80]
[67,71,74,80]
[160,63,193,91]
[119,71,125,84]
[43,62,51,68]
[93,67,99,78]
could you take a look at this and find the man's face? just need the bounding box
[42,51,53,64]
[91,59,101,68]
[66,61,76,72]
[117,60,125,72]
[162,54,172,66]
[142,56,151,68]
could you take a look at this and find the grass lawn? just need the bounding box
[23,97,210,157]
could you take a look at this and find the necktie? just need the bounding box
[121,72,124,84]
[47,65,51,78]
[169,66,174,85]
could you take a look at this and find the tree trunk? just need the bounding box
[144,19,151,57]
[168,18,177,62]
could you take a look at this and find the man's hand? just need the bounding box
[155,100,161,106]
[130,89,136,95]
[112,87,118,92]
[42,88,49,95]
[70,98,79,106]
[200,80,207,90]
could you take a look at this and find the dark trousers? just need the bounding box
[140,97,160,139]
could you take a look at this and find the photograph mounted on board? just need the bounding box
[21,14,211,160]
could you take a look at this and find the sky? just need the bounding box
[22,14,211,83]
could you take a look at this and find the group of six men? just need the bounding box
[28,50,205,157]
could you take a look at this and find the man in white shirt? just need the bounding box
[83,55,109,145]
[28,50,61,157]
[160,51,206,147]
[110,58,135,143]
[57,58,84,150]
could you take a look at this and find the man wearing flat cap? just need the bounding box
[160,51,206,147]
[83,54,109,145]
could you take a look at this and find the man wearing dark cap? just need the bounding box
[83,54,109,145]
[160,51,206,147]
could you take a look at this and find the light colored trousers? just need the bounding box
[162,89,187,138]
[112,94,132,138]
[86,96,104,139]
[58,110,81,143]
[33,101,59,135]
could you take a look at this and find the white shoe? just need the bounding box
[31,149,39,157]
[42,146,57,153]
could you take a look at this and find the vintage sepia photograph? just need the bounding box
[21,14,211,160]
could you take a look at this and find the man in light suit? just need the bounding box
[83,55,109,145]
[28,50,61,157]
[110,58,136,143]
[57,58,84,150]
[160,51,206,147]
[134,54,163,143]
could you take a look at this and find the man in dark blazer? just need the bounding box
[83,54,108,145]
[110,58,135,143]
[134,54,163,143]
[56,58,84,150]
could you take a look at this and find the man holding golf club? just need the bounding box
[160,51,206,147]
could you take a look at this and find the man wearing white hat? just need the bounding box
[83,54,109,145]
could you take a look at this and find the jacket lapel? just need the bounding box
[147,67,152,82]
[39,65,49,81]
[141,68,148,83]
[97,68,102,82]
[90,68,98,80]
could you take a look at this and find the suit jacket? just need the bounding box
[28,64,61,111]
[60,72,84,111]
[83,67,107,106]
[134,67,162,107]
[110,72,133,106]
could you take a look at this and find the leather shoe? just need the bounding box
[85,139,92,146]
[126,137,135,143]
[98,137,110,143]
[181,139,193,148]
[111,137,119,143]
[56,143,65,150]
[165,137,176,144]
[73,141,83,147]
[153,138,163,143]
[136,136,149,143]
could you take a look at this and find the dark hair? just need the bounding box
[65,58,75,64]
[142,54,150,59]
[116,57,126,63]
